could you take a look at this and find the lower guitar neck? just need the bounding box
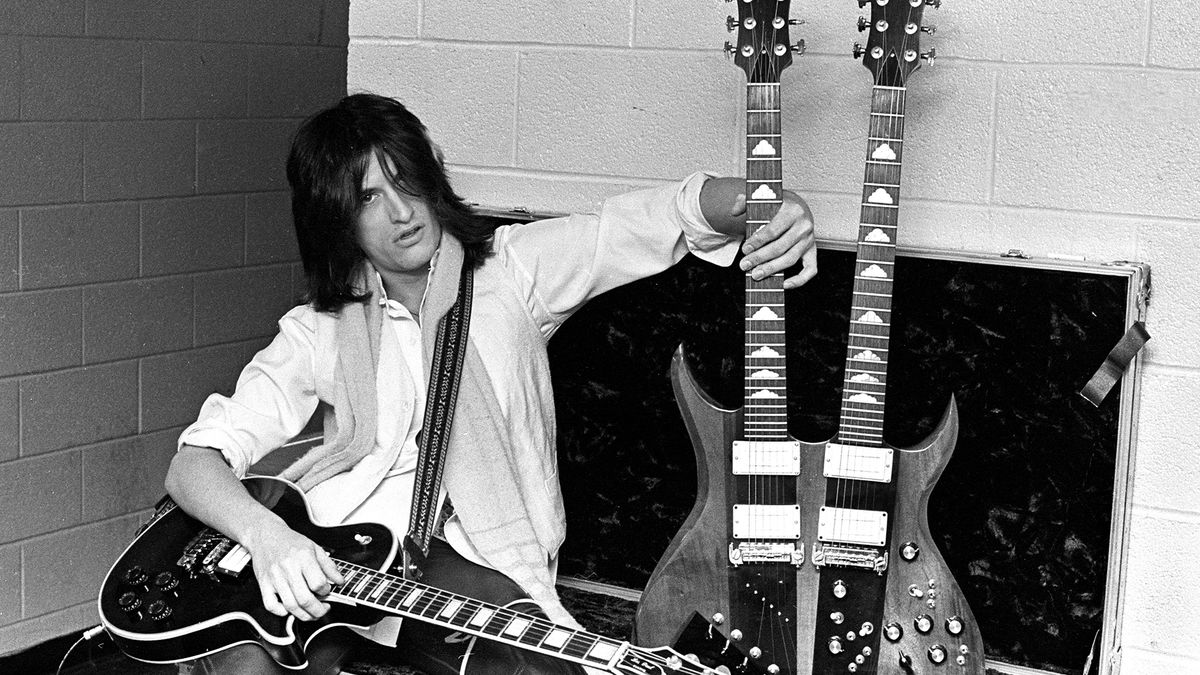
[330,559,626,669]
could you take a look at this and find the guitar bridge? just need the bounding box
[729,541,804,567]
[811,542,888,574]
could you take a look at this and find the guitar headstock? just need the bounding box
[725,0,802,83]
[854,0,940,86]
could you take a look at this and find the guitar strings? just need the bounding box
[330,558,715,674]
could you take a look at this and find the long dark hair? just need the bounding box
[285,93,495,312]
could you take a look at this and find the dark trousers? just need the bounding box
[179,539,586,675]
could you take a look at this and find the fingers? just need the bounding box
[739,197,815,282]
[256,546,340,621]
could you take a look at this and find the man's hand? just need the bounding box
[732,190,817,289]
[699,176,817,289]
[243,517,345,621]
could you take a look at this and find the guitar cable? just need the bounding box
[55,625,107,675]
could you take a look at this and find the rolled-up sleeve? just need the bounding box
[496,172,741,337]
[177,305,321,477]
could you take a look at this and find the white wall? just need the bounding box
[348,1,1200,672]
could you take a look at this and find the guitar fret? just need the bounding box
[747,109,782,113]
[867,136,903,142]
[871,112,905,117]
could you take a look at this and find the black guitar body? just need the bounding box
[98,477,394,669]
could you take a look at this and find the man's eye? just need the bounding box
[361,192,378,205]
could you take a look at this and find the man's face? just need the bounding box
[355,152,442,280]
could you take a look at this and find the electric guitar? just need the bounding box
[635,3,808,674]
[97,476,747,673]
[797,2,985,673]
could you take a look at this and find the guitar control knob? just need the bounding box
[154,571,180,597]
[832,580,848,599]
[847,665,857,673]
[860,621,874,636]
[957,655,968,666]
[830,611,845,624]
[667,655,682,670]
[898,651,914,674]
[883,622,903,642]
[117,591,143,619]
[914,614,933,634]
[767,665,780,675]
[946,615,964,636]
[123,566,149,590]
[900,542,920,561]
[845,630,857,642]
[147,599,173,622]
[927,644,948,664]
[730,629,743,642]
[712,612,725,625]
[828,636,844,654]
[862,646,873,657]
[749,647,763,659]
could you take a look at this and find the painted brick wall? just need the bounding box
[349,1,1199,672]
[0,0,348,655]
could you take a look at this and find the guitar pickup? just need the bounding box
[732,440,801,475]
[732,504,801,539]
[823,443,893,483]
[817,506,888,546]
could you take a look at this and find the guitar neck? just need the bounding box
[743,78,788,441]
[331,560,629,670]
[839,84,907,446]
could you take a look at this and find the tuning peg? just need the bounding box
[792,40,806,54]
[925,0,942,7]
[920,48,937,65]
[857,16,869,31]
[921,24,937,34]
[724,41,736,59]
[726,15,737,32]
[852,43,866,59]
[789,18,805,26]
[857,0,870,7]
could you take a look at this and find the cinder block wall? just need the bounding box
[349,1,1200,672]
[0,0,348,655]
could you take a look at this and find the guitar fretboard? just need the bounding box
[743,80,787,442]
[333,560,651,671]
[839,85,906,447]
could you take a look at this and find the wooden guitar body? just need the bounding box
[637,347,820,675]
[802,398,985,674]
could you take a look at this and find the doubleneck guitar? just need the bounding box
[635,2,807,674]
[97,476,747,674]
[637,1,984,674]
[797,1,985,673]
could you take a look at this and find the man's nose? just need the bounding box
[387,190,414,222]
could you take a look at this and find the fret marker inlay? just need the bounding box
[752,306,780,320]
[848,393,880,404]
[867,188,894,205]
[853,349,882,362]
[872,143,897,160]
[861,264,889,279]
[751,346,782,358]
[751,184,778,200]
[752,369,781,379]
[865,228,892,243]
[752,139,777,156]
[851,372,881,384]
[543,629,571,648]
[751,389,781,399]
[858,310,884,324]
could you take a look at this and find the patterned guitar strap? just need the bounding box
[401,263,473,581]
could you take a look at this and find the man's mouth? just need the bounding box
[394,224,422,242]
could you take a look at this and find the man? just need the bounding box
[165,92,816,674]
